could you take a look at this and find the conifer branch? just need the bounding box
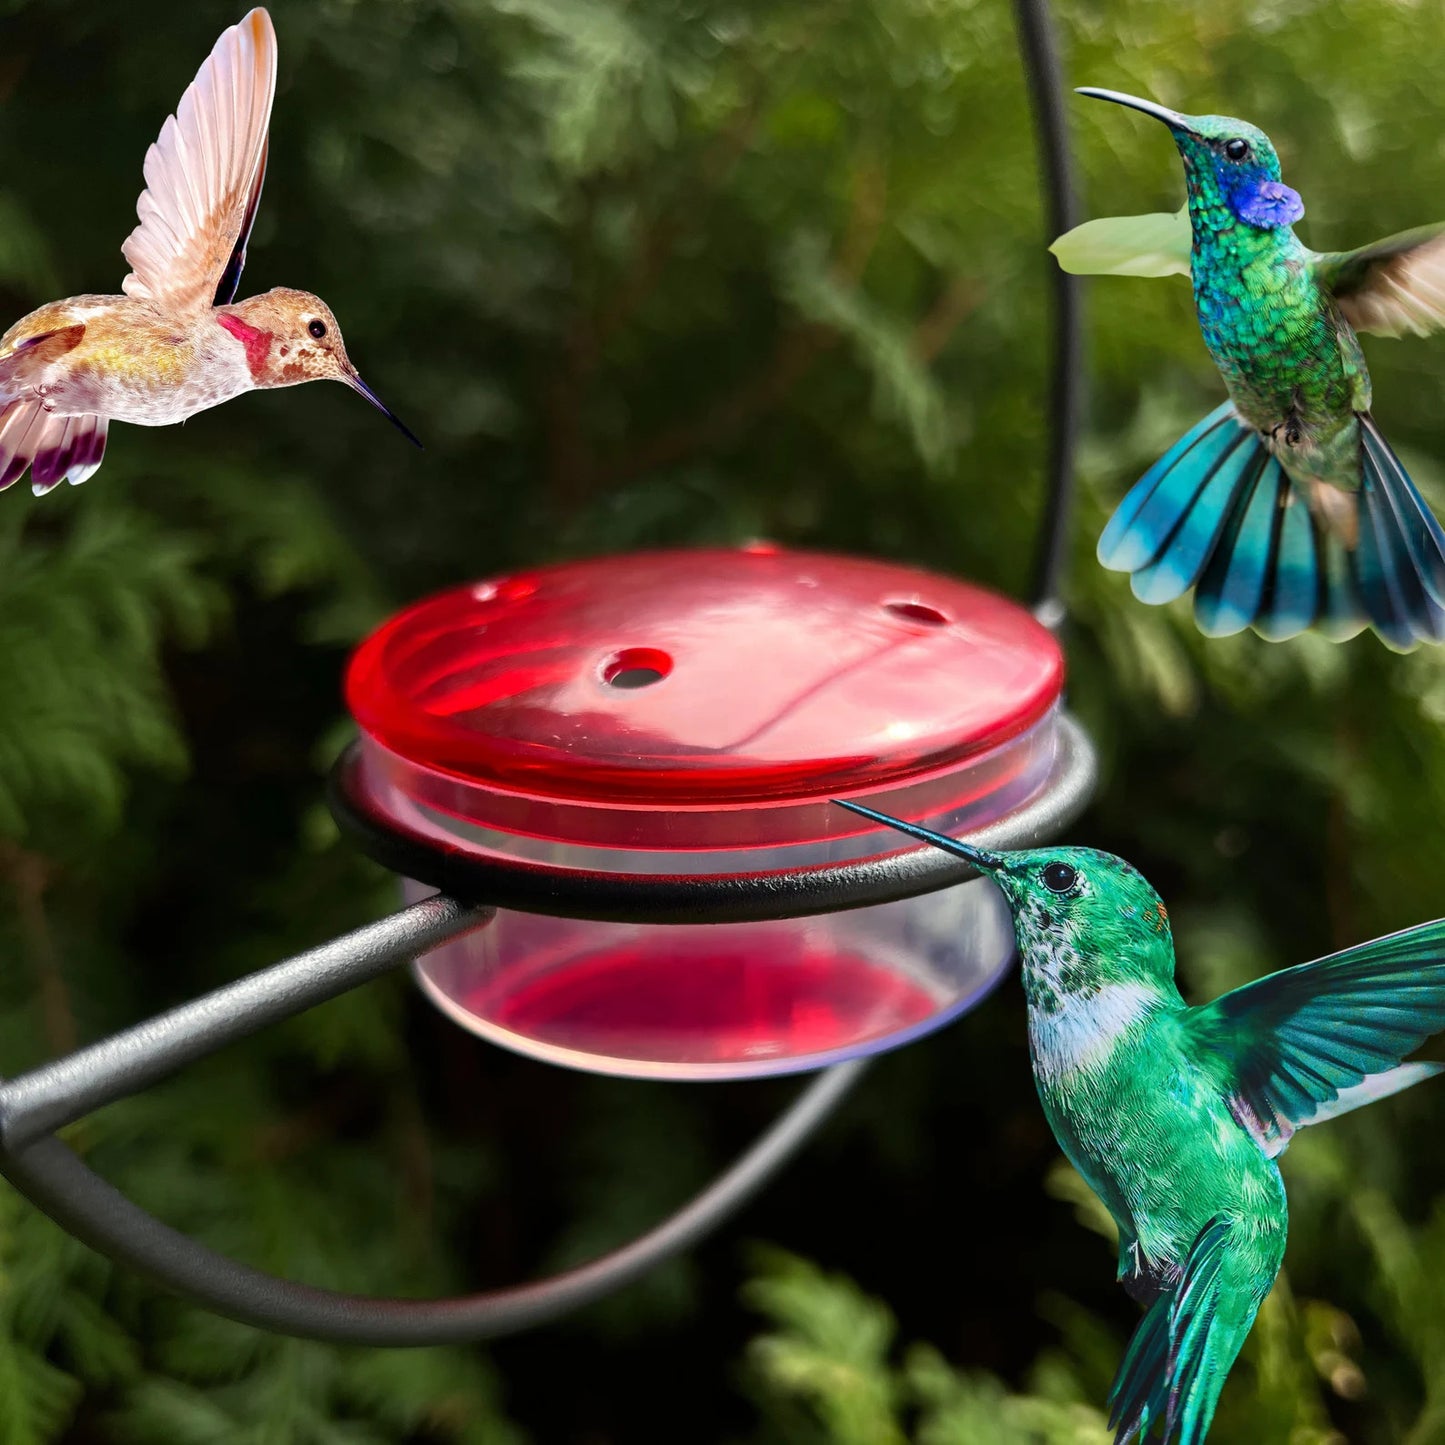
[0,843,76,1058]
[394,1085,437,1249]
[911,276,985,365]
[1326,716,1360,952]
[543,98,768,509]
[252,1080,369,1164]
[585,100,764,364]
[593,150,890,491]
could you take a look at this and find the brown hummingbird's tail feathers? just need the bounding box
[0,404,108,495]
[31,413,108,493]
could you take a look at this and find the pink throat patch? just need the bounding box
[217,313,274,378]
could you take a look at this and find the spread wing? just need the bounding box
[121,8,277,313]
[1182,918,1445,1158]
[1049,206,1192,278]
[1315,224,1445,338]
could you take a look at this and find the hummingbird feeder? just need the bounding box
[0,0,1085,1346]
[334,545,1083,1080]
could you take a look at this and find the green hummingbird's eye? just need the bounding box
[1042,862,1078,894]
[1224,138,1250,162]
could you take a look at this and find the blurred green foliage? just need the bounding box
[2,0,1445,1439]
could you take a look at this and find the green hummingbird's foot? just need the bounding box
[1119,1239,1176,1306]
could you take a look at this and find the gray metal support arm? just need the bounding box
[0,893,866,1344]
[0,894,492,1151]
[0,1058,864,1345]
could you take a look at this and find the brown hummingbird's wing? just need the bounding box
[1315,224,1445,337]
[212,136,268,307]
[0,324,86,396]
[120,8,277,315]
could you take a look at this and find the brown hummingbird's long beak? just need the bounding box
[1076,87,1197,136]
[348,370,423,449]
[832,799,1004,871]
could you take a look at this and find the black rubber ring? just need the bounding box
[327,714,1098,924]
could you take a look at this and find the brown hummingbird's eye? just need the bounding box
[308,319,327,339]
[1224,138,1250,162]
[1042,862,1078,894]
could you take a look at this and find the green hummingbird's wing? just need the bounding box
[1183,918,1445,1157]
[1314,224,1445,337]
[1049,207,1192,278]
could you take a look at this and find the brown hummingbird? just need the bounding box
[0,7,420,495]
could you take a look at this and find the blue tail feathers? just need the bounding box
[1097,403,1445,649]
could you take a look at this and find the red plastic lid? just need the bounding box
[346,546,1063,827]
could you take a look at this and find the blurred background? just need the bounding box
[0,0,1443,1439]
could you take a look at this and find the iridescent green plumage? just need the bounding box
[1056,91,1445,648]
[836,799,1445,1444]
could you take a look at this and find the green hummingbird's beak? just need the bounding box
[348,370,424,449]
[832,799,1004,871]
[1076,87,1198,137]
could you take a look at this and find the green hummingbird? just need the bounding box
[835,798,1445,1444]
[1052,89,1445,650]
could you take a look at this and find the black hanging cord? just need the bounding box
[1013,0,1083,624]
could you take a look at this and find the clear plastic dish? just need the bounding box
[344,545,1066,1078]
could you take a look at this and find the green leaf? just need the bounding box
[1049,209,1192,278]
